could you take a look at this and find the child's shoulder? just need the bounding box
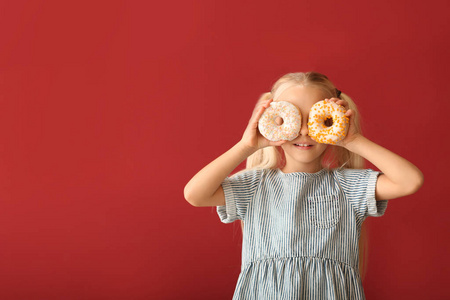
[332,167,375,176]
[231,167,274,179]
[331,167,380,186]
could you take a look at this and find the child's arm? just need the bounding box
[334,99,424,201]
[184,97,285,207]
[344,135,423,200]
[184,142,255,207]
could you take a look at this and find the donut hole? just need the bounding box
[275,117,284,126]
[324,117,333,127]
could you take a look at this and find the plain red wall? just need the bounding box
[0,0,448,299]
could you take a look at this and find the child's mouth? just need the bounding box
[294,143,313,149]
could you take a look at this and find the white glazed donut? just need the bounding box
[258,101,301,141]
[307,100,349,144]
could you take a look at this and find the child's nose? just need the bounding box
[299,118,309,136]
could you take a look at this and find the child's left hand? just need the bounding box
[327,98,361,148]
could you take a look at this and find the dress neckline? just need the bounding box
[276,168,328,178]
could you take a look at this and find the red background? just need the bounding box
[0,0,448,299]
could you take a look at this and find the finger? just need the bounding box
[262,98,273,108]
[274,140,287,147]
[344,109,357,135]
[249,101,271,128]
[329,98,347,108]
[328,98,340,103]
[253,98,272,115]
[258,99,272,115]
[255,94,273,112]
[261,140,285,149]
[254,99,273,118]
[345,109,353,118]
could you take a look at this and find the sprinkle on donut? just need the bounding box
[307,100,349,145]
[258,101,301,142]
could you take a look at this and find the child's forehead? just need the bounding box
[275,85,326,108]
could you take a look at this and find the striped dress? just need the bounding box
[217,168,388,300]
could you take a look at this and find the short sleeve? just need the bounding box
[216,169,263,223]
[335,168,388,220]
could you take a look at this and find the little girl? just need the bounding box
[184,72,423,299]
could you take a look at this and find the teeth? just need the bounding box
[295,144,310,147]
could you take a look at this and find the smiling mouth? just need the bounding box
[294,143,313,148]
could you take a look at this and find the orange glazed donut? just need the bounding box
[258,101,301,141]
[307,100,349,145]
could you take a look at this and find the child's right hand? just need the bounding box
[185,94,286,207]
[240,95,287,151]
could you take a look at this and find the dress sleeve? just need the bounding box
[336,168,388,220]
[216,169,263,223]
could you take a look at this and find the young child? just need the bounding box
[184,72,423,299]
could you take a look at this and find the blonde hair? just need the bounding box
[245,72,369,280]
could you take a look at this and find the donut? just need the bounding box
[258,101,301,141]
[307,100,349,144]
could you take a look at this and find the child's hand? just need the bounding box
[240,96,286,151]
[328,98,361,148]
